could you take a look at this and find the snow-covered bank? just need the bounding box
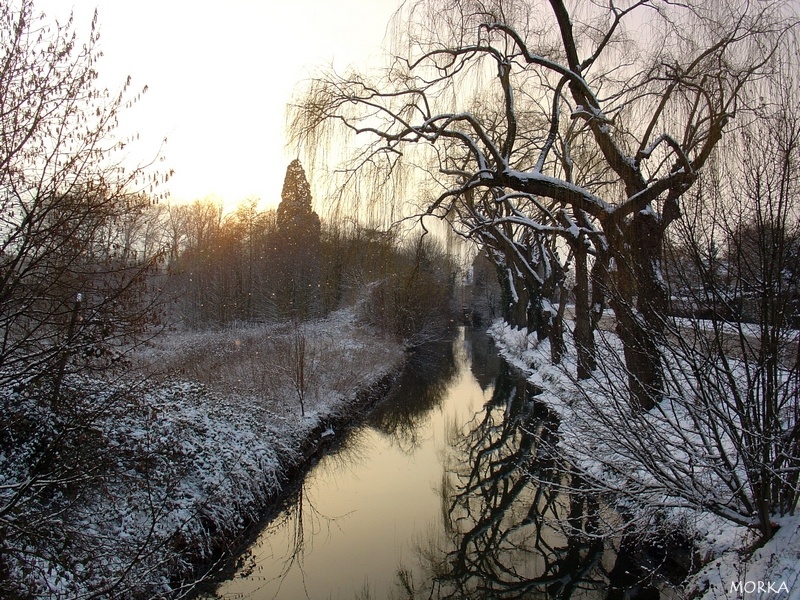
[488,319,800,599]
[688,513,800,600]
[0,308,404,599]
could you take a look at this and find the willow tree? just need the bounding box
[291,0,792,409]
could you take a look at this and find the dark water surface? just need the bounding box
[211,328,664,600]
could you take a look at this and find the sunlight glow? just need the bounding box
[37,0,401,212]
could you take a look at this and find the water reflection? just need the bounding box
[368,339,458,452]
[210,328,669,600]
[463,326,503,392]
[394,361,616,599]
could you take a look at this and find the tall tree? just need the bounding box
[274,160,322,317]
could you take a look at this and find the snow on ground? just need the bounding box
[0,307,404,599]
[688,513,800,600]
[488,319,800,599]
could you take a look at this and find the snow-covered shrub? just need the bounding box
[491,312,800,549]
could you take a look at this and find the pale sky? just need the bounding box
[37,0,402,211]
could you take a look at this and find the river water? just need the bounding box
[210,327,668,600]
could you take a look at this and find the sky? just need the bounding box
[37,0,403,211]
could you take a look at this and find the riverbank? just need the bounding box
[0,308,405,599]
[488,320,800,599]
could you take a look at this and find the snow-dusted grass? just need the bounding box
[138,308,402,421]
[0,308,404,599]
[489,318,800,599]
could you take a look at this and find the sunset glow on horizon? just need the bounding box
[38,0,402,212]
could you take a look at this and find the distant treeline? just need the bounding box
[124,161,459,343]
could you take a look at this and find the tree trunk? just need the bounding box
[52,294,82,412]
[497,265,526,329]
[606,211,668,411]
[550,283,568,365]
[573,237,596,379]
[610,298,662,411]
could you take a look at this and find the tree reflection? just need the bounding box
[368,338,458,451]
[400,363,615,599]
[463,326,503,392]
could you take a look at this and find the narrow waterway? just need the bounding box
[210,327,666,600]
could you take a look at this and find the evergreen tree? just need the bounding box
[273,160,322,317]
[277,160,321,238]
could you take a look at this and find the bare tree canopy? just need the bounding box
[291,0,796,409]
[0,0,168,397]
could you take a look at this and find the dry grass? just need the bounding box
[135,310,404,419]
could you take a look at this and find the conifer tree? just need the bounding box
[273,160,321,317]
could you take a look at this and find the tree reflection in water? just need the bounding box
[211,329,675,600]
[399,360,616,600]
[368,339,458,452]
[464,326,504,392]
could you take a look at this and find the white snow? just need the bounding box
[0,307,404,598]
[488,317,800,599]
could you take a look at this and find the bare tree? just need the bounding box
[291,0,793,409]
[0,1,169,594]
[543,68,800,544]
[0,1,163,393]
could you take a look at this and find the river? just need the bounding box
[209,327,674,599]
